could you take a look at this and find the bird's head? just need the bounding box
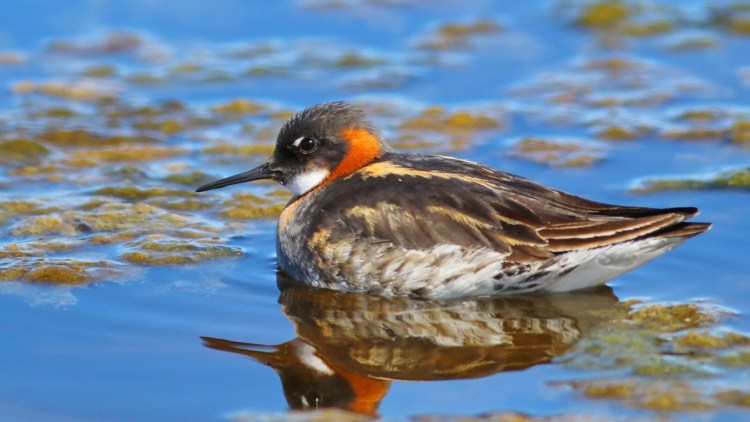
[196,102,391,196]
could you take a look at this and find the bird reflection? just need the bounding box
[202,272,620,416]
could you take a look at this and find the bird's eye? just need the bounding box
[298,137,318,154]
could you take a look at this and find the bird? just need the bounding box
[196,101,711,298]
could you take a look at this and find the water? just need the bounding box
[1,1,750,421]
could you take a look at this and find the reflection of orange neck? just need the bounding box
[333,366,390,417]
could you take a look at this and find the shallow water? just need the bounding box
[1,1,750,421]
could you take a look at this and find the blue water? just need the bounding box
[1,1,749,421]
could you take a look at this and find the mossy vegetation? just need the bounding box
[559,300,750,412]
[0,258,123,285]
[635,168,750,193]
[510,137,604,167]
[219,193,286,220]
[211,99,266,115]
[418,19,501,50]
[122,239,243,265]
[398,106,503,133]
[0,139,50,163]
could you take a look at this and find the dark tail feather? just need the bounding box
[650,222,712,239]
[599,206,700,219]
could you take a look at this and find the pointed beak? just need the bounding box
[196,162,274,192]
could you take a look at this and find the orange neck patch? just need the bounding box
[334,367,389,416]
[326,127,382,184]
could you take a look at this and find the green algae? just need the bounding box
[444,112,501,129]
[398,107,502,133]
[510,137,604,167]
[65,146,186,163]
[0,258,122,285]
[211,98,267,115]
[730,120,750,143]
[132,119,185,134]
[0,52,24,65]
[168,62,205,75]
[580,56,644,72]
[8,164,65,180]
[219,193,285,220]
[666,34,720,51]
[624,19,673,37]
[569,1,679,39]
[220,204,284,220]
[334,52,386,68]
[578,381,635,400]
[81,64,117,78]
[67,203,199,232]
[564,379,714,411]
[12,80,117,102]
[634,383,714,411]
[163,170,215,186]
[0,200,57,215]
[10,215,79,237]
[122,239,243,265]
[419,19,501,50]
[556,298,750,412]
[717,351,750,367]
[660,127,728,142]
[593,124,644,140]
[628,303,725,332]
[246,65,288,77]
[715,390,750,406]
[562,327,663,371]
[388,133,445,151]
[37,129,158,147]
[576,1,631,28]
[0,139,50,163]
[202,143,275,156]
[146,198,215,212]
[88,231,138,245]
[24,265,91,284]
[47,31,145,54]
[710,3,750,35]
[566,1,750,41]
[673,108,724,122]
[126,73,164,85]
[94,186,197,201]
[2,195,230,275]
[10,203,215,240]
[635,168,750,193]
[631,360,705,377]
[674,331,750,351]
[28,107,79,119]
[224,42,277,59]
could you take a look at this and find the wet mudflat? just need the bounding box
[1,1,750,421]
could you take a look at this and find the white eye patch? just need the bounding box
[292,136,306,148]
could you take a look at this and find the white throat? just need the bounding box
[287,168,330,196]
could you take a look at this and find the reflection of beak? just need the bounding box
[195,162,274,192]
[201,336,282,367]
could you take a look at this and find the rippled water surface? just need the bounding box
[1,1,750,421]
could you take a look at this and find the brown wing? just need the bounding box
[312,154,708,264]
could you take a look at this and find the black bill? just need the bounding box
[196,163,274,192]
